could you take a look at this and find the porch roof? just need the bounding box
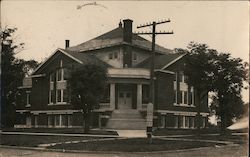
[107,68,150,79]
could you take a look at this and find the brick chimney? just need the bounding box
[122,19,133,68]
[123,19,133,43]
[65,40,70,49]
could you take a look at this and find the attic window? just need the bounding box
[114,52,118,59]
[109,53,113,59]
[133,53,137,61]
[109,52,118,60]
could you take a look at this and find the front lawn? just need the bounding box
[0,134,105,147]
[49,138,217,152]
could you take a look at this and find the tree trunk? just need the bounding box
[84,116,90,133]
[219,102,227,135]
[195,88,201,136]
[84,106,91,133]
[218,94,231,135]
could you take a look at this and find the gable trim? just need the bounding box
[31,48,83,75]
[161,53,187,70]
[59,49,83,64]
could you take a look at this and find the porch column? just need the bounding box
[137,84,142,110]
[110,83,115,110]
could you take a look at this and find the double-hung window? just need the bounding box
[26,91,31,107]
[109,52,118,60]
[49,72,55,104]
[49,60,69,105]
[133,52,137,61]
[174,71,194,106]
[56,68,68,104]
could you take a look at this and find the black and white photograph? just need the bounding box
[0,1,249,156]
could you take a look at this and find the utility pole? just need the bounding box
[136,19,173,144]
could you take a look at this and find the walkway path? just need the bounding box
[116,130,146,138]
[38,137,123,148]
[0,131,118,138]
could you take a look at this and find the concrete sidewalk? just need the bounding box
[1,130,247,138]
[116,130,147,137]
[1,130,148,138]
[156,137,234,145]
[0,131,118,138]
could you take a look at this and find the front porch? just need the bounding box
[96,68,151,129]
[99,83,150,110]
[99,68,151,111]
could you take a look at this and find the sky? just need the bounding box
[1,1,249,102]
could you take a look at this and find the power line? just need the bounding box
[136,19,173,144]
[135,19,173,107]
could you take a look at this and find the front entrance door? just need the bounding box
[118,91,132,109]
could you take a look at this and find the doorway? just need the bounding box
[118,91,132,109]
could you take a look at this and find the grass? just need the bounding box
[1,128,247,152]
[153,128,248,136]
[2,128,118,135]
[0,134,105,147]
[49,138,217,152]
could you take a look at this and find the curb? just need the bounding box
[0,143,242,154]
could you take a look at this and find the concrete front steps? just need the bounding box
[106,109,146,130]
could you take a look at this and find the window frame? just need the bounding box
[108,53,113,59]
[26,91,31,107]
[48,115,54,127]
[133,52,137,61]
[114,52,118,59]
[49,68,68,105]
[183,91,188,105]
[55,115,61,127]
[57,68,64,82]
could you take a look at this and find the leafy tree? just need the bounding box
[69,64,107,133]
[1,27,39,128]
[182,42,247,134]
[176,42,217,132]
[211,53,247,132]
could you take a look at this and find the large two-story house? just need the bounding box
[15,19,209,130]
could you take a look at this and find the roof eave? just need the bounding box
[31,48,83,76]
[160,53,187,70]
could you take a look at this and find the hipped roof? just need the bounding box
[67,27,172,54]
